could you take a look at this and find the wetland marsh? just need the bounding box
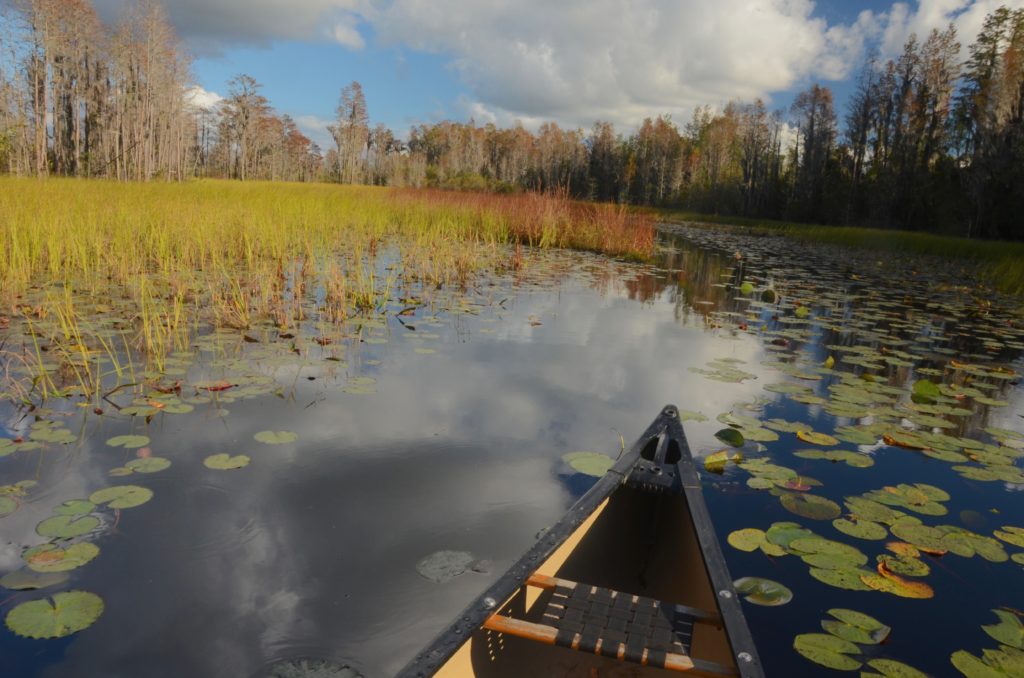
[0,181,1023,677]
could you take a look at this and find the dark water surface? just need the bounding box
[2,225,1023,677]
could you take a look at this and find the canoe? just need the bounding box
[398,405,764,677]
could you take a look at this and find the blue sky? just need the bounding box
[95,0,1023,147]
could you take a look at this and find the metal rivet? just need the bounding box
[483,597,497,609]
[719,590,732,599]
[738,652,753,663]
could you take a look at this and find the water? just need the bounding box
[1,225,1022,677]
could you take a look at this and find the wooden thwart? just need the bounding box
[481,575,737,676]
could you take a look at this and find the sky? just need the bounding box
[91,0,1024,149]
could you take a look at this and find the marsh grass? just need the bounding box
[0,178,653,403]
[658,209,1024,297]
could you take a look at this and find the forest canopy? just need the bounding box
[0,1,1022,239]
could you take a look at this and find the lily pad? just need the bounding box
[25,543,100,573]
[733,576,793,606]
[781,493,842,520]
[562,452,614,477]
[89,485,153,509]
[715,428,745,447]
[833,518,888,540]
[796,430,840,446]
[254,430,299,445]
[994,526,1024,549]
[704,450,742,473]
[105,435,150,449]
[982,609,1024,650]
[5,591,104,639]
[36,514,100,538]
[125,457,171,473]
[0,496,16,518]
[793,633,862,671]
[809,567,874,591]
[204,454,251,470]
[866,659,929,678]
[0,568,69,591]
[416,550,474,584]
[53,500,95,516]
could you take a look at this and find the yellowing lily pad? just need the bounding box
[796,430,839,446]
[125,457,171,473]
[866,659,929,678]
[25,543,99,573]
[5,591,104,639]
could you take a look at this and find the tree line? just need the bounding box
[1,1,1021,239]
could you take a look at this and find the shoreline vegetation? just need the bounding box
[658,209,1024,299]
[0,178,652,401]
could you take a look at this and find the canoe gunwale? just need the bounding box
[396,405,764,677]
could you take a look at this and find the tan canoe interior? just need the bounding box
[435,484,737,677]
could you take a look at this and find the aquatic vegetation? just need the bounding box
[561,451,615,477]
[5,591,104,639]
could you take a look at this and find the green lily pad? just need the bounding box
[89,485,153,509]
[796,430,839,446]
[125,457,171,473]
[0,568,69,591]
[781,493,841,520]
[821,620,878,645]
[765,522,817,549]
[866,658,929,678]
[828,608,889,634]
[728,528,767,552]
[562,452,614,477]
[36,514,100,538]
[793,633,862,671]
[105,435,150,449]
[982,610,1024,650]
[25,543,100,573]
[53,500,95,516]
[5,591,104,639]
[678,410,708,422]
[715,428,745,447]
[809,567,874,590]
[912,379,941,401]
[0,496,17,518]
[204,453,251,470]
[877,554,930,577]
[833,518,888,540]
[254,430,299,445]
[950,649,1004,677]
[994,526,1024,549]
[733,577,793,606]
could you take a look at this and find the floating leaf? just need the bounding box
[254,430,298,445]
[678,410,708,422]
[982,610,1024,650]
[833,518,888,540]
[562,452,614,477]
[766,522,817,549]
[809,567,874,591]
[866,659,929,678]
[877,554,930,577]
[994,526,1024,549]
[89,485,153,509]
[204,453,251,470]
[704,450,742,473]
[860,569,934,599]
[0,496,16,518]
[53,500,95,516]
[728,528,766,552]
[25,543,99,573]
[714,428,745,447]
[793,633,861,671]
[105,435,150,449]
[781,493,841,520]
[5,591,104,639]
[828,608,890,637]
[950,650,1004,678]
[125,457,171,473]
[416,550,474,584]
[912,379,941,401]
[0,568,69,591]
[36,514,100,538]
[796,430,839,446]
[733,577,793,606]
